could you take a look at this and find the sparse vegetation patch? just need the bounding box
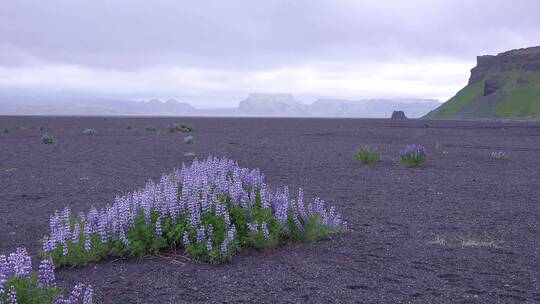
[41,134,54,145]
[184,136,195,144]
[81,129,96,136]
[490,151,508,160]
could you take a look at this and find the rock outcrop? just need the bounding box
[391,110,407,119]
[424,46,540,119]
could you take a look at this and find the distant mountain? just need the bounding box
[425,46,540,119]
[0,93,439,118]
[310,98,440,118]
[0,95,195,116]
[238,94,439,118]
[238,93,310,116]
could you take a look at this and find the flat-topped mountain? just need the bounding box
[238,93,310,116]
[425,46,540,119]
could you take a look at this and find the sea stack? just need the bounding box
[391,110,407,119]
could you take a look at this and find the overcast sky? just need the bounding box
[1,0,539,107]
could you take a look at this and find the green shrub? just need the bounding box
[354,146,380,164]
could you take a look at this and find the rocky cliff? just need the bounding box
[425,46,540,119]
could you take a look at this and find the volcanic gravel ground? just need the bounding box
[0,116,539,303]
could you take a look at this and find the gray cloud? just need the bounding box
[1,0,539,105]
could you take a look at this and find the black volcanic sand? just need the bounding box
[1,117,539,303]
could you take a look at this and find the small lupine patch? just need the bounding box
[0,247,93,304]
[354,146,380,164]
[43,157,346,266]
[81,129,96,136]
[41,134,54,145]
[126,124,137,130]
[399,144,427,167]
[2,128,9,134]
[184,136,195,144]
[490,151,508,160]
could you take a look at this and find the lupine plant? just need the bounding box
[490,151,508,160]
[126,124,137,130]
[183,136,195,144]
[42,157,346,266]
[81,129,96,136]
[354,146,380,164]
[41,134,55,145]
[399,144,427,167]
[0,247,93,304]
[2,128,9,134]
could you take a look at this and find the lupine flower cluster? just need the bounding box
[41,134,54,145]
[183,136,195,144]
[43,157,346,266]
[490,151,508,160]
[399,144,427,167]
[0,247,93,304]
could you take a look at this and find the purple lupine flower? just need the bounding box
[8,285,17,304]
[38,259,56,287]
[54,295,65,304]
[72,223,81,243]
[0,255,10,277]
[247,223,258,234]
[0,273,6,295]
[119,228,129,246]
[220,240,228,255]
[207,224,214,238]
[297,188,307,221]
[62,242,69,256]
[206,239,213,252]
[182,232,190,248]
[83,225,92,252]
[66,283,84,303]
[155,217,162,239]
[196,227,206,244]
[9,248,32,278]
[83,285,94,304]
[261,222,269,239]
[400,144,427,163]
[42,236,55,253]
